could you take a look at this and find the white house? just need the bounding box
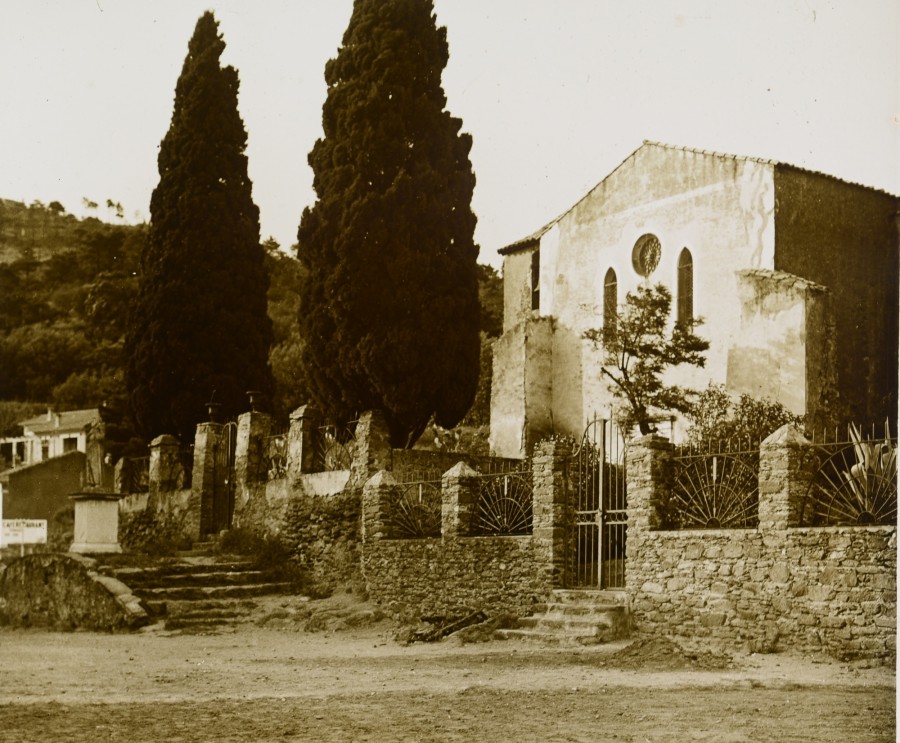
[0,408,101,468]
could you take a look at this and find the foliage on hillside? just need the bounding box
[0,198,500,450]
[297,0,481,448]
[0,201,142,411]
[123,12,274,444]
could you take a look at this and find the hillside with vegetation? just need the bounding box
[0,199,502,452]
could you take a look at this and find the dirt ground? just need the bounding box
[0,593,895,743]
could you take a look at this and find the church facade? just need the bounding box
[490,142,898,457]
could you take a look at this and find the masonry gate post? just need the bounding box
[235,410,273,486]
[759,424,812,530]
[287,404,320,475]
[625,434,673,579]
[191,421,223,539]
[441,462,480,537]
[350,410,393,489]
[149,434,182,494]
[361,470,397,542]
[531,438,573,588]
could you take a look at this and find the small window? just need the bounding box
[530,249,540,311]
[603,268,617,331]
[677,248,694,325]
[63,437,78,453]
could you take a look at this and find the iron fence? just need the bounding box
[262,428,289,481]
[665,443,759,529]
[316,423,356,472]
[120,456,149,494]
[472,464,533,536]
[385,479,443,538]
[799,424,897,527]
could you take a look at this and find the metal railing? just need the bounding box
[472,465,533,536]
[263,432,288,481]
[317,423,355,472]
[799,424,897,527]
[385,479,443,538]
[665,442,759,529]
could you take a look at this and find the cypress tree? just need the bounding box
[297,0,480,447]
[124,12,273,443]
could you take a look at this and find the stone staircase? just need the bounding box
[103,549,296,633]
[497,589,631,645]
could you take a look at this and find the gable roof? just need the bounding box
[19,408,100,435]
[499,140,896,255]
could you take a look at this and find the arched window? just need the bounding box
[603,268,617,332]
[677,248,693,326]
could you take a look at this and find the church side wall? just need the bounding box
[773,168,899,424]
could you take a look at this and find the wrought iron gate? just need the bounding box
[210,421,237,534]
[570,419,627,588]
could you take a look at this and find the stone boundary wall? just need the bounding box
[363,536,546,618]
[627,426,897,662]
[0,553,149,631]
[360,441,569,618]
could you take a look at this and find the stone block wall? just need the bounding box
[360,440,569,618]
[0,553,149,631]
[627,425,897,662]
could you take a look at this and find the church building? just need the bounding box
[490,142,898,457]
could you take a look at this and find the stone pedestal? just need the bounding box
[69,492,122,554]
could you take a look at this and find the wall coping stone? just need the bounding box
[762,424,809,447]
[443,461,478,479]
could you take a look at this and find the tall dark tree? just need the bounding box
[297,0,481,448]
[124,12,273,443]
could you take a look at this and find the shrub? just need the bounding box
[687,384,804,447]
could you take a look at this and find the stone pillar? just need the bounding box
[69,492,121,554]
[759,424,812,530]
[234,410,273,486]
[350,410,393,489]
[626,434,673,551]
[441,462,480,537]
[149,434,182,493]
[287,404,320,475]
[361,470,397,542]
[191,422,223,539]
[532,438,572,588]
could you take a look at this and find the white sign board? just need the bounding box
[1,519,48,548]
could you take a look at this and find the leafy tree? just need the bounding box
[297,0,480,448]
[585,283,709,435]
[124,12,273,443]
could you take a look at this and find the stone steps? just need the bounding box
[104,553,298,632]
[498,589,631,646]
[112,565,268,588]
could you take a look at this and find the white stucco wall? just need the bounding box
[492,144,783,447]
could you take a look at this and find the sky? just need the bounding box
[2,1,898,268]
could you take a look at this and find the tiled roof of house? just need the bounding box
[498,140,897,255]
[19,408,100,434]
